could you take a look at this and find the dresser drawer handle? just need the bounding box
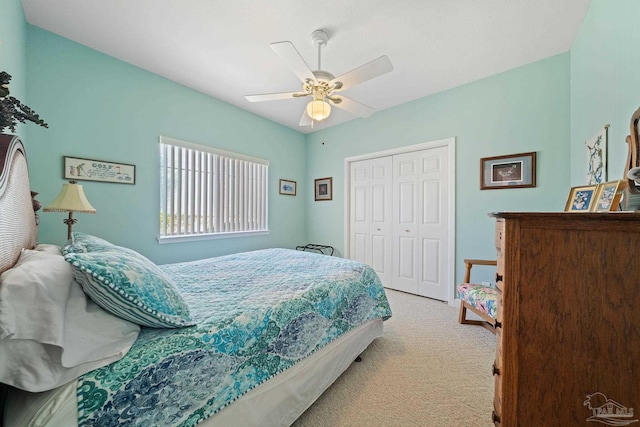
[495,273,503,282]
[492,410,501,425]
[492,362,500,376]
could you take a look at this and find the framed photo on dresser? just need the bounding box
[564,185,597,212]
[591,180,625,212]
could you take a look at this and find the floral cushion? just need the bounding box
[64,243,194,328]
[457,283,497,319]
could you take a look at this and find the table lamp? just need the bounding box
[43,180,96,240]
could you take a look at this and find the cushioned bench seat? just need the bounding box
[457,283,497,319]
[457,259,497,333]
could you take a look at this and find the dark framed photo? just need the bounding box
[592,180,625,212]
[279,179,296,196]
[564,185,597,212]
[314,177,332,201]
[480,152,536,190]
[64,156,135,184]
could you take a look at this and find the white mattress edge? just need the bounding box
[4,318,384,427]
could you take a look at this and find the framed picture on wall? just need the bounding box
[480,152,536,190]
[585,125,609,184]
[564,185,597,212]
[314,177,332,201]
[64,156,136,184]
[279,179,296,196]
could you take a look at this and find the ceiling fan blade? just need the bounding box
[270,41,317,84]
[330,55,393,91]
[299,109,312,127]
[330,95,376,118]
[245,91,304,102]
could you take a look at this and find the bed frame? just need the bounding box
[0,134,384,426]
[0,134,39,425]
[0,135,38,274]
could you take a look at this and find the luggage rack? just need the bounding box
[295,244,334,256]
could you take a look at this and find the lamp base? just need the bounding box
[62,211,77,240]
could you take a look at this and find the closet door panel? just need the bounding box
[392,146,449,300]
[352,233,368,264]
[350,160,370,264]
[392,154,420,294]
[369,156,393,287]
[349,157,392,287]
[398,236,416,278]
[420,238,439,283]
[418,147,449,301]
[371,234,387,273]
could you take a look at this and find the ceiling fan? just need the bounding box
[245,29,394,127]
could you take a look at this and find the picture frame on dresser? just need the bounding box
[591,180,625,212]
[564,185,597,212]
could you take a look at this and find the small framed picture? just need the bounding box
[592,180,626,212]
[564,185,598,212]
[64,156,135,184]
[314,177,332,201]
[279,179,296,196]
[480,152,536,190]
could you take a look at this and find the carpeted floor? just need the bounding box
[292,289,496,427]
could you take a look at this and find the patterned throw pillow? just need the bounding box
[62,232,115,255]
[64,243,194,328]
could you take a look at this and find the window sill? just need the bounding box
[157,230,270,244]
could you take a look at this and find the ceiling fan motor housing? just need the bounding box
[310,29,329,48]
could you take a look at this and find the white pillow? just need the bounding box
[0,245,140,392]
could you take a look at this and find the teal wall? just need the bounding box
[305,54,571,284]
[0,0,27,139]
[25,25,308,264]
[5,1,637,283]
[570,0,640,186]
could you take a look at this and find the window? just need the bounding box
[159,136,269,243]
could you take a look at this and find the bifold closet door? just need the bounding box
[392,146,449,301]
[349,156,393,287]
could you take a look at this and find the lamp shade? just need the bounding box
[306,99,331,121]
[43,181,96,213]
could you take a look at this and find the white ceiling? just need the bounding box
[22,0,591,134]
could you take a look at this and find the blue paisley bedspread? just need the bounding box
[76,248,392,426]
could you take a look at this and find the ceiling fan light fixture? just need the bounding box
[306,99,331,121]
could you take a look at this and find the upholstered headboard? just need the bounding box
[0,134,38,274]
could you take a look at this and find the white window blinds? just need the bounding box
[159,136,268,241]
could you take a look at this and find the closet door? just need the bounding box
[349,157,393,287]
[350,160,371,264]
[392,146,449,300]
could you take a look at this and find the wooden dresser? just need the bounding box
[490,212,640,426]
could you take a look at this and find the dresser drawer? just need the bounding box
[493,336,503,425]
[495,288,503,325]
[495,219,504,252]
[495,220,505,291]
[493,379,502,425]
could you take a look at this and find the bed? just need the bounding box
[0,134,392,426]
